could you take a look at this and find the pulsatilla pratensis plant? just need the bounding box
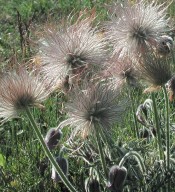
[57,80,128,185]
[39,10,108,91]
[85,177,100,192]
[58,80,127,139]
[51,156,68,182]
[44,127,62,150]
[166,76,175,102]
[135,51,173,93]
[2,1,175,191]
[107,165,127,192]
[156,35,174,56]
[103,52,140,88]
[0,68,77,192]
[0,68,50,122]
[105,0,171,59]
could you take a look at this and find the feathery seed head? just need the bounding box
[136,52,173,93]
[0,69,50,122]
[105,53,140,87]
[105,0,170,58]
[58,81,127,139]
[39,13,108,88]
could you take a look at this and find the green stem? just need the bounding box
[151,93,164,160]
[119,151,146,173]
[25,107,77,192]
[162,85,170,170]
[94,124,108,179]
[129,90,139,138]
[162,86,170,192]
[119,151,148,192]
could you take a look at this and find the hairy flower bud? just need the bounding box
[86,178,100,192]
[167,76,175,102]
[107,165,127,192]
[156,35,174,56]
[51,156,68,182]
[44,128,62,150]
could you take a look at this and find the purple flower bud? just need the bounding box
[108,165,127,192]
[44,128,62,150]
[51,156,68,182]
[87,179,100,192]
[156,35,174,56]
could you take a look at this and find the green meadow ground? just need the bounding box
[1,0,175,192]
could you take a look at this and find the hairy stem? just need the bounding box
[119,151,146,173]
[162,85,170,170]
[119,151,148,191]
[94,124,108,179]
[129,89,139,138]
[162,85,170,192]
[25,107,77,192]
[151,93,164,160]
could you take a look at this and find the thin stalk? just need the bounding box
[25,107,77,192]
[119,151,146,173]
[94,124,108,179]
[119,151,147,191]
[129,89,139,138]
[151,93,164,160]
[162,85,170,192]
[162,85,170,170]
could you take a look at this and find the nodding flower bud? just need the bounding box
[107,165,127,192]
[167,76,175,102]
[156,35,174,56]
[87,178,100,192]
[44,128,62,150]
[51,156,68,182]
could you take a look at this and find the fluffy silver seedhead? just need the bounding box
[104,53,140,88]
[136,52,173,93]
[0,69,50,122]
[39,13,108,89]
[58,81,127,139]
[105,0,170,59]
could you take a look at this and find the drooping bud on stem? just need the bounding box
[44,128,62,150]
[107,165,127,192]
[51,156,68,182]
